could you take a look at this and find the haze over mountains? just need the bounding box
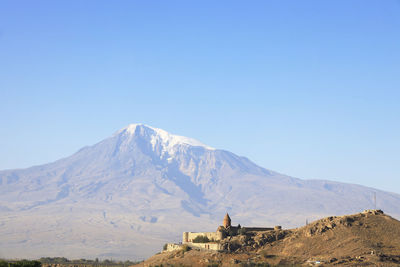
[1,124,400,260]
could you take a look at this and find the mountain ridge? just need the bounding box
[0,124,399,260]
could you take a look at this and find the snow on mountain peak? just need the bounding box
[117,123,215,155]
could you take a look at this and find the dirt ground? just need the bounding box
[136,210,400,266]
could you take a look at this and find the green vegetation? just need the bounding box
[227,228,235,237]
[39,257,139,267]
[192,235,211,243]
[0,260,41,267]
[238,228,247,235]
[181,244,191,252]
[260,250,276,259]
[0,258,143,267]
[238,262,302,267]
[240,263,271,267]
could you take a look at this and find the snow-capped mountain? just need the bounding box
[1,124,400,260]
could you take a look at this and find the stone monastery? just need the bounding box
[165,213,281,252]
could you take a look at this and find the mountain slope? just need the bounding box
[0,124,399,260]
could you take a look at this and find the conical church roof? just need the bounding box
[223,213,231,228]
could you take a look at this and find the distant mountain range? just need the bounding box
[1,124,399,260]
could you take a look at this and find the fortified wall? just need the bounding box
[182,231,222,243]
[165,243,182,252]
[164,213,280,252]
[186,242,222,251]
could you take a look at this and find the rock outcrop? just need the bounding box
[138,210,400,266]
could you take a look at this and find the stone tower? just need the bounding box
[223,213,231,228]
[182,232,189,243]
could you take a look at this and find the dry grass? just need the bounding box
[136,210,400,266]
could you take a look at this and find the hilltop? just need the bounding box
[1,124,400,259]
[139,210,400,266]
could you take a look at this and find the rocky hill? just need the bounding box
[1,124,400,259]
[140,210,400,266]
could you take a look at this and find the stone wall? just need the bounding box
[164,243,182,252]
[183,232,221,242]
[242,227,274,232]
[186,242,222,251]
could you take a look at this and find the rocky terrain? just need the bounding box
[139,210,400,266]
[1,124,400,259]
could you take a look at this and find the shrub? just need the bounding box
[163,243,168,250]
[5,260,41,267]
[239,263,271,267]
[181,244,191,252]
[238,228,247,235]
[260,250,276,259]
[192,235,210,243]
[227,228,236,237]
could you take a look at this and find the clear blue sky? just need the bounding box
[1,1,399,193]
